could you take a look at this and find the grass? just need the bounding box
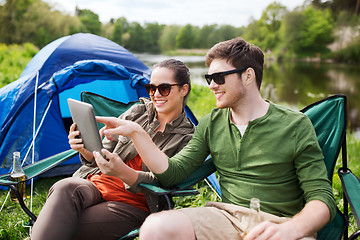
[164,49,208,56]
[0,84,359,239]
[0,177,62,239]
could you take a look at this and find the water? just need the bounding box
[136,53,360,136]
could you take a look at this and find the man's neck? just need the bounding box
[230,96,269,125]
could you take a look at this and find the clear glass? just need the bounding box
[243,198,262,237]
[10,152,26,202]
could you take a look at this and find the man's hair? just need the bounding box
[154,59,191,105]
[205,37,264,89]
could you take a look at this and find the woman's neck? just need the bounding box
[156,109,182,132]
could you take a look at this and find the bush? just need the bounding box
[187,84,216,119]
[0,43,38,88]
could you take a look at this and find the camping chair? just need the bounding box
[339,168,360,239]
[300,94,349,240]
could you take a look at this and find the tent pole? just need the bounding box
[29,71,39,233]
[21,99,53,167]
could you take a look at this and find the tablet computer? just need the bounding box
[67,98,103,154]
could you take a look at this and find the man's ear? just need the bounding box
[244,68,256,87]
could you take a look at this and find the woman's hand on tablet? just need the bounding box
[93,149,138,186]
[68,123,93,162]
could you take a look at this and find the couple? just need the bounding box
[32,37,336,240]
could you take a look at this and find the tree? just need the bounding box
[126,22,145,52]
[298,6,334,54]
[158,25,181,52]
[176,24,195,49]
[76,8,101,35]
[216,25,243,41]
[0,0,34,43]
[102,22,114,40]
[112,17,129,45]
[144,22,163,53]
[243,2,287,51]
[283,6,334,56]
[282,10,304,53]
[0,0,80,47]
[195,24,217,48]
[20,0,80,47]
[259,2,287,33]
[312,0,360,16]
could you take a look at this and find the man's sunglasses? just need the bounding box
[204,67,250,85]
[145,83,181,96]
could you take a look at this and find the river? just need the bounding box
[135,53,360,136]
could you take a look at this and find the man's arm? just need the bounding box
[245,200,330,240]
[96,116,169,174]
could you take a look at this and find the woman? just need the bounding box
[31,59,195,240]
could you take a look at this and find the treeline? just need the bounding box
[0,0,359,60]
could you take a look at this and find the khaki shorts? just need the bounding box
[179,202,316,240]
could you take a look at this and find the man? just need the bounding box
[94,37,336,240]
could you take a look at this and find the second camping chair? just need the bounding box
[301,94,348,240]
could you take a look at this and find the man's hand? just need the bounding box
[244,200,329,240]
[243,221,297,240]
[96,116,169,175]
[96,116,143,140]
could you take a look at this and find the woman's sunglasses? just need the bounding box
[145,83,181,96]
[204,66,250,85]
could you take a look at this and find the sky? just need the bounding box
[45,0,306,28]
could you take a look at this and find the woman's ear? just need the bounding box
[180,84,189,97]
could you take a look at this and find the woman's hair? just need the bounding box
[205,37,264,90]
[153,59,191,106]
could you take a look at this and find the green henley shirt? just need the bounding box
[155,102,336,219]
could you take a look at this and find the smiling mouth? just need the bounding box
[214,92,224,99]
[155,99,167,105]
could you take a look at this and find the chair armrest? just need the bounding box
[338,168,360,229]
[23,149,78,179]
[0,149,77,184]
[138,183,199,196]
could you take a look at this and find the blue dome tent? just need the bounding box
[0,33,153,183]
